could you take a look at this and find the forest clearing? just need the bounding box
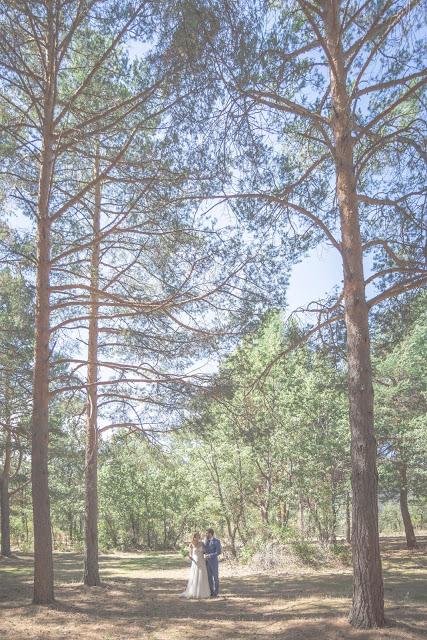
[1,0,426,637]
[1,537,426,640]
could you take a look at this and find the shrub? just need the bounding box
[330,543,352,566]
[289,539,321,566]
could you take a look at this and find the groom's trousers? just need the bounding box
[206,560,219,596]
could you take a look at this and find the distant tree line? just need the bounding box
[3,301,425,557]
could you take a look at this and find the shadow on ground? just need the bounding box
[0,537,426,640]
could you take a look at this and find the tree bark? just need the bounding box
[277,502,289,527]
[31,6,56,600]
[397,462,417,549]
[346,492,351,544]
[256,484,269,524]
[229,526,238,558]
[32,156,55,603]
[236,521,248,546]
[84,148,101,586]
[330,475,338,544]
[24,512,29,544]
[163,509,168,548]
[69,515,74,546]
[32,202,54,602]
[299,497,305,539]
[0,431,12,557]
[324,1,384,628]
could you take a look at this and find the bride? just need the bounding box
[180,531,211,599]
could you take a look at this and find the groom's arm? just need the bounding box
[208,539,222,559]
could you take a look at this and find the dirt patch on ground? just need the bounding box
[0,538,426,639]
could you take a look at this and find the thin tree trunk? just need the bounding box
[229,526,238,558]
[330,475,337,545]
[260,504,268,524]
[309,501,326,543]
[236,522,248,546]
[0,431,12,556]
[397,462,417,549]
[84,148,101,586]
[163,511,168,548]
[346,492,351,544]
[277,502,289,527]
[324,1,384,628]
[282,503,289,527]
[144,494,152,549]
[256,484,269,524]
[299,497,305,539]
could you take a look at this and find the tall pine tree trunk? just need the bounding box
[0,430,12,557]
[324,1,384,628]
[84,148,101,586]
[32,159,54,604]
[31,4,57,603]
[397,462,417,550]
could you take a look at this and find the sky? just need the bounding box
[286,243,343,312]
[286,242,377,317]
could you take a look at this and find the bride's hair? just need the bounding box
[191,531,201,545]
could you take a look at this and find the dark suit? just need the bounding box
[204,536,221,596]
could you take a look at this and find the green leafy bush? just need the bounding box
[289,540,321,566]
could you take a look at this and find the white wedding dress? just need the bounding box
[180,543,211,599]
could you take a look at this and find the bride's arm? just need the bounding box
[188,543,193,561]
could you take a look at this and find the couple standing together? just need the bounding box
[181,528,222,599]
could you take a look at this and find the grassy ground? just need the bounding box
[0,537,425,639]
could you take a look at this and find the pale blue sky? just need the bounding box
[286,244,342,311]
[286,242,378,315]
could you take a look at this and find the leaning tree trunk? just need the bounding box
[324,1,384,628]
[84,149,101,587]
[0,430,12,557]
[397,461,417,549]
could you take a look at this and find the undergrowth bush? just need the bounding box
[237,526,351,571]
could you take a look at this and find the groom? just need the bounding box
[204,528,222,597]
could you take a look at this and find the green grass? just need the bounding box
[99,552,186,573]
[0,550,187,585]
